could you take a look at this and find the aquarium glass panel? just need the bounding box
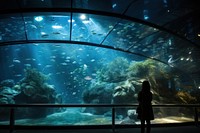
[71,13,119,44]
[115,107,137,125]
[0,43,200,126]
[0,14,26,43]
[12,107,111,126]
[103,19,157,53]
[24,13,71,40]
[0,107,10,125]
[152,107,194,124]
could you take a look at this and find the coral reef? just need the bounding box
[0,68,61,120]
[96,57,129,83]
[83,57,198,119]
[82,83,113,114]
[0,80,20,120]
[112,80,136,104]
[0,79,15,88]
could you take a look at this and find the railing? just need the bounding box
[0,104,200,133]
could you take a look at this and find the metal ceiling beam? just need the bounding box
[0,39,168,65]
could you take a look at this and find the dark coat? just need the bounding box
[137,91,154,120]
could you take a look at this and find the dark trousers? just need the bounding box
[141,119,151,133]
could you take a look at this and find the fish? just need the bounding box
[50,56,56,59]
[45,65,52,68]
[25,58,32,61]
[24,64,31,67]
[84,76,92,80]
[50,59,56,62]
[91,73,97,76]
[109,25,114,29]
[33,43,39,46]
[90,59,95,62]
[142,48,149,52]
[65,60,70,62]
[41,34,49,38]
[30,24,37,29]
[117,32,121,35]
[61,52,66,55]
[78,48,83,51]
[61,63,67,65]
[83,64,88,70]
[52,32,60,35]
[13,59,21,63]
[15,74,22,77]
[9,64,15,67]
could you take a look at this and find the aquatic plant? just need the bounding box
[97,57,129,83]
[128,59,157,78]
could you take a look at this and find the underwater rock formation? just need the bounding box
[112,80,136,104]
[82,83,113,114]
[0,68,61,119]
[0,79,15,88]
[120,109,137,124]
[112,80,137,117]
[0,80,20,120]
[14,68,60,118]
[82,79,138,117]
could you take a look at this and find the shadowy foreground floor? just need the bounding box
[1,126,200,133]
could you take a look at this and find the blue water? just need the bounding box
[0,43,142,103]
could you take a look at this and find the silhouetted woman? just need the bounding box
[137,80,154,133]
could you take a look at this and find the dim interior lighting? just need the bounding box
[34,16,43,22]
[168,39,172,45]
[198,86,200,89]
[68,19,75,23]
[80,14,86,20]
[80,14,90,24]
[198,33,200,37]
[112,3,117,8]
[143,10,149,20]
[52,25,63,29]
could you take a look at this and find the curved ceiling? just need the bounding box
[0,0,200,83]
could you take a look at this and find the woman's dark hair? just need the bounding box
[142,80,150,92]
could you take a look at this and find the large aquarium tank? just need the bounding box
[0,0,200,127]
